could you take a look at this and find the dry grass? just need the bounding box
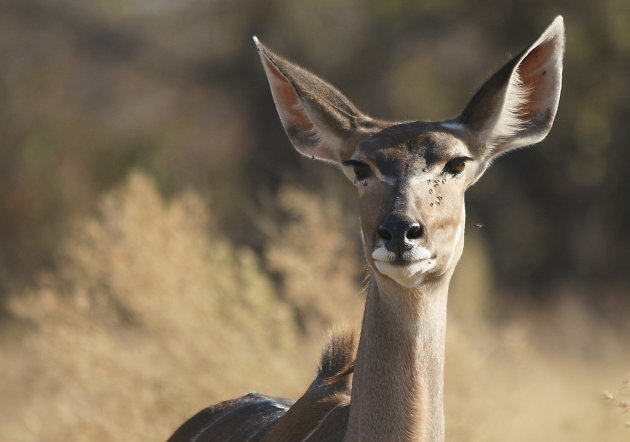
[2,173,306,441]
[0,172,627,441]
[266,185,364,335]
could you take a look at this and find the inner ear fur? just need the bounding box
[254,38,376,163]
[457,16,565,159]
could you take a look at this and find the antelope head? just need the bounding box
[255,17,564,290]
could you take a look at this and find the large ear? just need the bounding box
[455,16,565,161]
[254,37,374,163]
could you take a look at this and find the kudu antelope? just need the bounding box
[168,16,565,442]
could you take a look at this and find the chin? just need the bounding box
[374,260,437,288]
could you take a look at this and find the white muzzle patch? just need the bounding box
[371,246,436,287]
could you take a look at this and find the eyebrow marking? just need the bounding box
[343,158,397,186]
[341,159,365,167]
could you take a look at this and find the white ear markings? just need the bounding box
[485,67,531,148]
[456,16,564,160]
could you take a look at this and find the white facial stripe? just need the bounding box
[375,170,397,186]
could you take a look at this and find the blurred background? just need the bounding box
[0,0,629,440]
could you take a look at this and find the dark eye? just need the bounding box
[444,157,470,175]
[343,160,372,181]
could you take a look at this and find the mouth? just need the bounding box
[371,247,436,287]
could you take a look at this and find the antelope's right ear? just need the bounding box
[455,16,565,163]
[254,37,373,164]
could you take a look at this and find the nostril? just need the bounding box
[406,225,423,240]
[378,226,393,241]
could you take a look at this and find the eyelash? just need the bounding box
[444,156,471,175]
[343,160,372,181]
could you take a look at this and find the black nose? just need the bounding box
[378,221,423,252]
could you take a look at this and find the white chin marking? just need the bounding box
[371,246,431,262]
[373,260,436,288]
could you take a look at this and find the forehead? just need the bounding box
[357,122,466,174]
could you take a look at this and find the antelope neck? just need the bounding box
[345,275,451,442]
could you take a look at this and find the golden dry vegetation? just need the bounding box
[1,2,629,441]
[0,172,627,441]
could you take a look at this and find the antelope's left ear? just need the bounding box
[254,37,375,164]
[455,16,565,163]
